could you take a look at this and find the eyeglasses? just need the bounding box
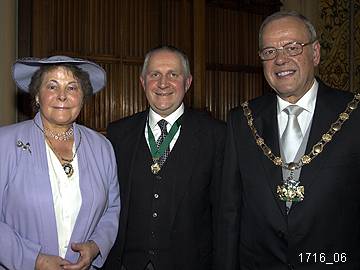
[259,41,314,61]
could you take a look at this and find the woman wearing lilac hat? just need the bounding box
[0,56,120,270]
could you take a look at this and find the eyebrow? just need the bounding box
[47,79,79,84]
[148,69,180,74]
[262,40,304,48]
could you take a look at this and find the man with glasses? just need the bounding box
[216,10,360,270]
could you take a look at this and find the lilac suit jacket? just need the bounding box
[0,113,120,270]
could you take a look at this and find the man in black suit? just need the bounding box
[104,45,225,270]
[216,10,360,270]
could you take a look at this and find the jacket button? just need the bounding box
[277,230,285,239]
[156,175,162,180]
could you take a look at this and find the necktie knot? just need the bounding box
[157,119,168,135]
[284,105,303,117]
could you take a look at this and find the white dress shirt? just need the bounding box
[45,142,82,258]
[145,103,184,151]
[277,79,319,138]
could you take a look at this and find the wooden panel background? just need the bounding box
[18,0,281,130]
[206,5,267,120]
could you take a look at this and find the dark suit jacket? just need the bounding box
[216,81,360,270]
[104,107,225,270]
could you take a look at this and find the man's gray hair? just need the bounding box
[141,45,191,78]
[258,10,317,48]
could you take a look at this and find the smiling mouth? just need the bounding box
[155,92,172,96]
[276,70,295,77]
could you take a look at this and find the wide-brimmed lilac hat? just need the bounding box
[12,55,106,94]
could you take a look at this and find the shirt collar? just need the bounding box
[277,79,319,114]
[148,103,185,129]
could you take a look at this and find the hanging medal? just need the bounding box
[276,163,304,203]
[147,117,182,174]
[241,93,360,204]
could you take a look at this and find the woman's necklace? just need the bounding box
[34,120,82,177]
[45,134,82,177]
[44,126,74,141]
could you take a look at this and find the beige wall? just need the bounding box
[0,0,17,126]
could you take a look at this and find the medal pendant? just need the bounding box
[63,163,74,178]
[277,183,304,202]
[151,163,161,174]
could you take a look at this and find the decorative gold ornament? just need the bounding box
[322,133,332,142]
[277,183,304,202]
[339,112,349,120]
[241,93,359,202]
[301,155,311,164]
[273,157,282,166]
[256,138,264,145]
[287,162,297,171]
[151,163,161,174]
[349,101,358,110]
[331,123,340,131]
[313,143,323,154]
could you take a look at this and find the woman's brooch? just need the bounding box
[17,140,31,154]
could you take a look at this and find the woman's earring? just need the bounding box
[35,97,40,107]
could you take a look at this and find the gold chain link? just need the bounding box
[241,93,360,170]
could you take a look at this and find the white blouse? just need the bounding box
[45,142,82,258]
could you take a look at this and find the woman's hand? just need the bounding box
[35,253,70,270]
[62,241,100,270]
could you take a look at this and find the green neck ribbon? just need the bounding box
[147,116,182,160]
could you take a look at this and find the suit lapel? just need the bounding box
[292,83,343,208]
[125,112,149,194]
[254,95,287,216]
[162,109,201,227]
[120,111,150,249]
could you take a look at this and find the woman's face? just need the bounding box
[37,66,84,129]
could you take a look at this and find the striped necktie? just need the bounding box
[156,119,170,167]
